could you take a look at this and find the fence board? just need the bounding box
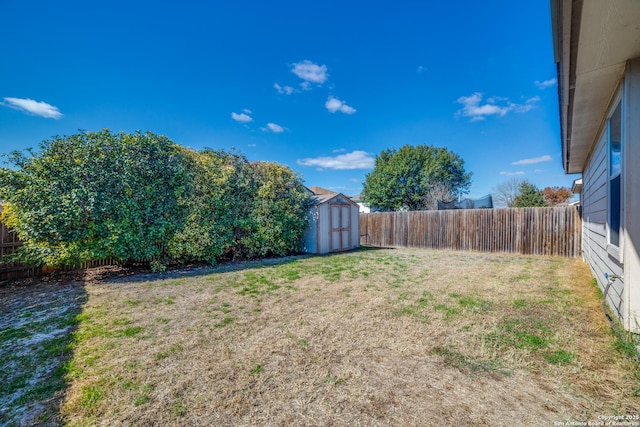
[1,220,120,280]
[360,206,582,258]
[0,220,36,280]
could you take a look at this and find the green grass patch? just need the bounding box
[544,349,576,365]
[417,291,434,307]
[155,343,184,360]
[456,294,494,312]
[79,383,106,411]
[112,318,132,326]
[0,326,31,342]
[134,383,155,406]
[172,400,188,416]
[298,338,310,348]
[489,319,551,350]
[433,346,510,377]
[434,303,460,319]
[238,271,280,296]
[214,317,234,328]
[118,326,144,337]
[281,267,302,282]
[397,291,434,320]
[153,296,176,305]
[513,299,531,308]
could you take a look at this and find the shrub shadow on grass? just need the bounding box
[104,254,312,285]
[101,247,383,285]
[0,278,88,426]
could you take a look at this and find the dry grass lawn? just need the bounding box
[14,248,640,425]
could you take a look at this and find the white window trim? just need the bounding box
[606,90,624,260]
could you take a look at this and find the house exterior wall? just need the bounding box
[581,129,625,321]
[623,57,640,331]
[581,57,640,331]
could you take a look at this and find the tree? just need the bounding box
[421,183,457,210]
[512,181,546,207]
[542,186,573,206]
[492,177,524,208]
[362,145,472,211]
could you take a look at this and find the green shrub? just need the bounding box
[0,131,311,268]
[0,130,191,267]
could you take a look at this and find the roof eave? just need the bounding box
[552,0,579,175]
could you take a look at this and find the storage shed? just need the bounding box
[303,191,360,254]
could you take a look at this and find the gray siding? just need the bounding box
[582,130,625,320]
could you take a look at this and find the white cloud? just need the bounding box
[297,150,374,170]
[325,96,356,114]
[247,144,257,147]
[417,65,425,73]
[231,111,253,123]
[456,92,540,121]
[333,148,346,153]
[535,78,557,89]
[500,171,526,176]
[291,60,328,85]
[2,97,63,119]
[261,122,286,133]
[511,96,540,113]
[274,83,295,95]
[457,93,508,121]
[511,155,553,165]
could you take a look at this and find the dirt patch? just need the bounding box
[0,280,86,426]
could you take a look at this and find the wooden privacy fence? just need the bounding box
[360,206,582,257]
[0,221,37,280]
[0,221,117,281]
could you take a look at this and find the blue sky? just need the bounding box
[0,0,579,201]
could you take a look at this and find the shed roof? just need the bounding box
[311,192,359,207]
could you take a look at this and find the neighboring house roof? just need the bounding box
[308,186,336,195]
[350,194,364,203]
[551,0,640,173]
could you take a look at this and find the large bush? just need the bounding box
[167,149,258,263]
[240,161,312,258]
[0,130,311,268]
[0,130,191,267]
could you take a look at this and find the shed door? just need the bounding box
[330,204,351,252]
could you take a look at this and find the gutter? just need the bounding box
[550,0,582,175]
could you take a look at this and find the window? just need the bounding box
[608,100,622,248]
